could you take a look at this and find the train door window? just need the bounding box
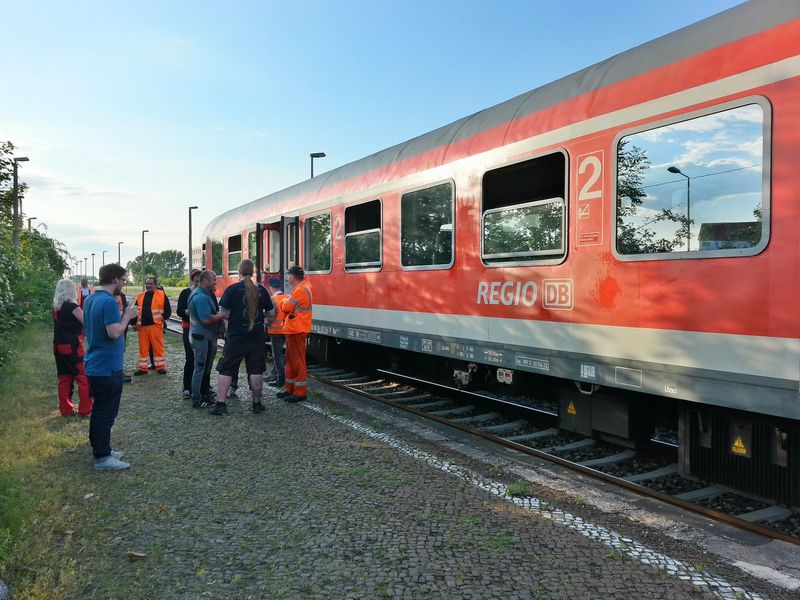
[481,151,567,265]
[304,212,332,273]
[268,230,280,273]
[344,199,381,271]
[227,234,242,274]
[286,222,298,268]
[615,99,770,260]
[211,239,223,274]
[401,182,454,269]
[247,231,257,261]
[201,243,206,268]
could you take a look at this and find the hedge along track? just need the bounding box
[307,365,800,547]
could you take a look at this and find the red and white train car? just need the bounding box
[204,1,800,502]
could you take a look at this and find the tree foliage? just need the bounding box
[126,249,187,284]
[616,139,692,254]
[0,141,69,372]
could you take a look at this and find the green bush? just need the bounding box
[0,225,68,375]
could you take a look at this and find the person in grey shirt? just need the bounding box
[188,271,225,408]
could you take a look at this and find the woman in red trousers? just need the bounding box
[53,278,92,417]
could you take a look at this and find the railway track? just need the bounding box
[307,365,800,546]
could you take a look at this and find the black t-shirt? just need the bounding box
[53,301,83,344]
[219,281,272,342]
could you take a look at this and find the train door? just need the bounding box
[280,215,300,291]
[253,222,281,284]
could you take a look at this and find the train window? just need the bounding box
[211,240,223,275]
[304,213,332,273]
[201,243,206,269]
[268,230,280,273]
[286,223,298,268]
[227,234,242,274]
[615,101,769,259]
[481,152,567,264]
[345,199,381,270]
[401,182,454,269]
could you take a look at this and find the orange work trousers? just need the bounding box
[284,333,308,398]
[137,324,166,372]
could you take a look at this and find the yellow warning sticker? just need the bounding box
[567,401,577,416]
[731,436,748,455]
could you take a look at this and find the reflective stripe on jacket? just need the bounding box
[136,289,167,325]
[280,282,312,335]
[268,293,288,335]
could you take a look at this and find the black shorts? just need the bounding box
[216,338,266,376]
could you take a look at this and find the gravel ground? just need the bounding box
[16,332,791,599]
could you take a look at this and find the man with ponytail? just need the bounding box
[211,259,273,415]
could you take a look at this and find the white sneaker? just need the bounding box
[94,456,130,471]
[111,450,124,460]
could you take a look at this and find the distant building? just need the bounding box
[698,222,760,250]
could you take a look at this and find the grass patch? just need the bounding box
[458,515,485,530]
[506,480,534,497]
[485,532,518,550]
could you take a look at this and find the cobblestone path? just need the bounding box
[24,334,778,599]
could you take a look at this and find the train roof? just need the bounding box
[204,0,800,241]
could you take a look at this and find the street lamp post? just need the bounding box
[118,241,124,264]
[667,166,692,251]
[310,152,326,178]
[27,217,37,231]
[141,230,149,291]
[11,156,29,250]
[84,258,88,279]
[188,206,198,274]
[91,253,95,282]
[102,250,107,267]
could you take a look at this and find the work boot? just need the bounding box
[134,370,147,376]
[227,387,238,399]
[276,391,291,399]
[285,395,306,403]
[157,369,167,375]
[267,381,283,388]
[252,402,265,414]
[209,402,228,416]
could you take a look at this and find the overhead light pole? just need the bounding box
[118,241,124,264]
[102,250,107,267]
[11,156,29,250]
[667,166,692,251]
[188,205,198,274]
[310,152,326,178]
[84,257,88,279]
[91,253,96,282]
[141,230,149,291]
[27,217,37,231]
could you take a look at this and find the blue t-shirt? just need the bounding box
[188,286,218,338]
[219,281,272,342]
[84,290,124,375]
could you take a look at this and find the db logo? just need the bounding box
[543,279,574,310]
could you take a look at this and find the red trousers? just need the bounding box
[54,344,92,417]
[137,324,166,372]
[284,333,308,398]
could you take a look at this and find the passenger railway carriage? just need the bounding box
[203,0,800,504]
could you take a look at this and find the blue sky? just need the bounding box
[0,0,745,273]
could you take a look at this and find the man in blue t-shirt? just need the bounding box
[188,270,225,408]
[84,264,139,470]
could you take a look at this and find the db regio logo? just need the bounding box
[542,279,574,310]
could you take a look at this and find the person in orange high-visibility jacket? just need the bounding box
[276,266,312,403]
[266,277,288,388]
[133,277,171,375]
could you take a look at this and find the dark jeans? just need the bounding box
[190,333,217,401]
[182,327,193,392]
[270,334,285,385]
[88,371,124,460]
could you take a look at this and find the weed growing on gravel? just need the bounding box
[458,515,486,530]
[485,532,518,550]
[506,480,534,497]
[572,496,587,505]
[370,419,387,432]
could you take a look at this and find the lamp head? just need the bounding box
[667,166,682,174]
[310,152,326,158]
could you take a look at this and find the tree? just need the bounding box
[126,249,187,284]
[0,141,28,229]
[616,139,691,254]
